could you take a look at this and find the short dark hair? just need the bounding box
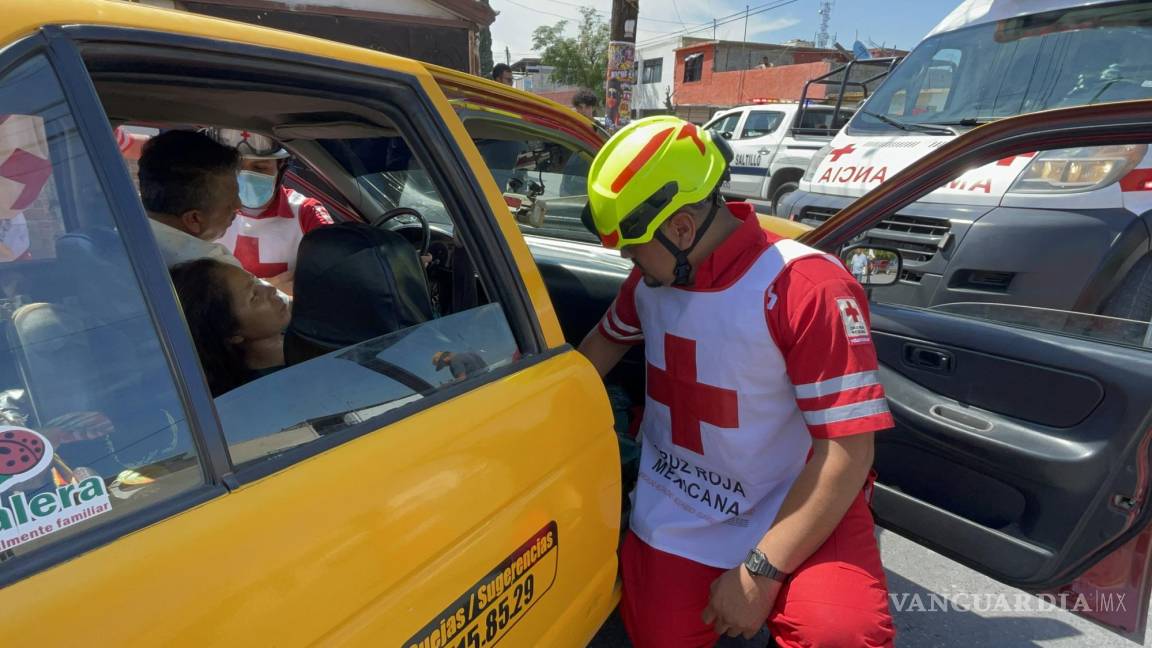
[138,130,240,216]
[491,63,512,80]
[170,258,251,396]
[572,89,598,109]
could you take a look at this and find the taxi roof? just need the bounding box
[926,0,1124,38]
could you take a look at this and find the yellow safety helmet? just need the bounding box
[583,116,732,250]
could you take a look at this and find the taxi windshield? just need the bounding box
[850,1,1152,133]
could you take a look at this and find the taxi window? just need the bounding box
[471,136,596,244]
[188,132,522,468]
[441,118,598,244]
[0,55,202,568]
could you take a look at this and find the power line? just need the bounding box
[496,0,689,27]
[636,0,802,46]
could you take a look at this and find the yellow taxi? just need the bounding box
[6,0,1152,645]
[0,1,619,645]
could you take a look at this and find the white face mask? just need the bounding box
[237,170,277,209]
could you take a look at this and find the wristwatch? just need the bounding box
[743,548,790,583]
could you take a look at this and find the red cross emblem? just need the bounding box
[647,334,740,455]
[0,147,51,211]
[240,130,252,141]
[233,235,288,278]
[828,144,856,162]
[842,300,862,323]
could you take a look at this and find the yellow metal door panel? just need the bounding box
[0,351,620,646]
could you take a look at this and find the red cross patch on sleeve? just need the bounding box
[837,297,871,345]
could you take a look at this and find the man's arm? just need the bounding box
[578,327,631,378]
[580,269,645,377]
[755,433,872,571]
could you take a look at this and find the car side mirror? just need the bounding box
[722,131,733,140]
[840,245,902,287]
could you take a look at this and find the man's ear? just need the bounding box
[179,209,204,236]
[666,211,697,248]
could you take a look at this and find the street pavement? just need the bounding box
[588,529,1151,647]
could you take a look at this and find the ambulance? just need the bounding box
[779,0,1152,320]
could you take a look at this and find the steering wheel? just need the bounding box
[376,207,431,256]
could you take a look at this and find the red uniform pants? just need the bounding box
[619,490,895,648]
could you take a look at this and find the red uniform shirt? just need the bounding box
[598,202,893,439]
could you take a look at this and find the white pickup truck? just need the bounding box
[703,102,852,212]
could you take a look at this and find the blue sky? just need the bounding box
[490,0,962,64]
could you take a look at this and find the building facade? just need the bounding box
[668,40,905,123]
[127,0,497,74]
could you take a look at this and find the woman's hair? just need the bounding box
[169,259,252,396]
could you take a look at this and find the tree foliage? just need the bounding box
[478,0,493,76]
[531,7,609,101]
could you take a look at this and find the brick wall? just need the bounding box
[674,48,831,108]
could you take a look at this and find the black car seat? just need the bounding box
[285,222,434,365]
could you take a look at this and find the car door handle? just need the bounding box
[904,345,954,373]
[757,148,770,154]
[930,405,993,433]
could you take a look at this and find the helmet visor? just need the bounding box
[210,128,288,159]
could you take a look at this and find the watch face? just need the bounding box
[746,549,767,574]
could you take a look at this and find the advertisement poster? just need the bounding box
[605,40,636,132]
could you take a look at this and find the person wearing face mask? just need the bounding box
[211,129,334,295]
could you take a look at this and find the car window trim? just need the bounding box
[45,28,236,485]
[0,34,229,589]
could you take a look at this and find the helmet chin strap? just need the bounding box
[653,193,722,287]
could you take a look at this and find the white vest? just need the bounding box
[630,238,839,568]
[220,189,310,273]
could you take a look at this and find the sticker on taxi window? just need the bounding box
[0,425,111,552]
[405,521,559,648]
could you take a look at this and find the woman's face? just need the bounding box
[219,264,290,342]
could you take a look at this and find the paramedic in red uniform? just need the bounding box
[578,116,895,648]
[211,129,333,294]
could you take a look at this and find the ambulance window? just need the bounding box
[738,111,783,139]
[206,130,522,468]
[0,55,203,571]
[859,139,1152,352]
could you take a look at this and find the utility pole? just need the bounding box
[606,0,639,131]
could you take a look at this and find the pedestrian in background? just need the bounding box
[492,63,513,86]
[572,89,599,120]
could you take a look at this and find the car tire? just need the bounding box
[1101,256,1152,321]
[771,181,798,216]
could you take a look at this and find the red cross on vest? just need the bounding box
[647,333,740,455]
[233,234,289,277]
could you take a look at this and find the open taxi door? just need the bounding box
[801,100,1152,641]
